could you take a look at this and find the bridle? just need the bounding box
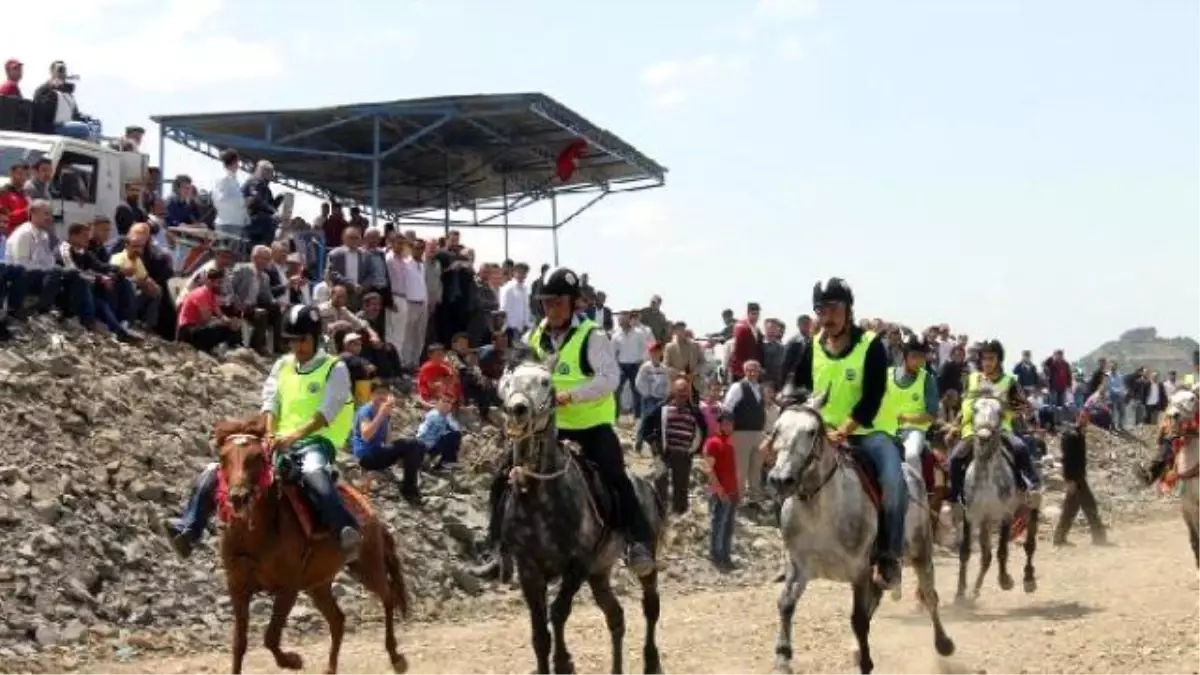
[217,433,274,527]
[778,405,840,501]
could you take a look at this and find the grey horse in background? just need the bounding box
[766,390,954,675]
[496,360,668,674]
[956,391,1041,602]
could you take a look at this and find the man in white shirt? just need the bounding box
[613,310,651,416]
[211,149,246,238]
[4,199,64,317]
[384,236,410,364]
[498,261,531,334]
[399,240,429,368]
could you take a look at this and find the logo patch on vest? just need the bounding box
[307,382,321,394]
[556,362,571,375]
[911,393,919,401]
[844,368,857,381]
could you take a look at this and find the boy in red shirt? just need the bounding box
[703,409,740,570]
[416,343,462,408]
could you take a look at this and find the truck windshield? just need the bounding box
[0,141,54,177]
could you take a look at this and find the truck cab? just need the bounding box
[0,130,147,240]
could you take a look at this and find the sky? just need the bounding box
[7,0,1197,360]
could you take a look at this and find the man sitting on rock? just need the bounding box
[352,381,424,504]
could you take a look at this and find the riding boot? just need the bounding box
[614,473,656,578]
[163,462,219,559]
[300,469,362,562]
[469,469,511,579]
[948,452,969,503]
[1012,443,1040,491]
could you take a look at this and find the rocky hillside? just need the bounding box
[1078,327,1198,376]
[0,323,791,674]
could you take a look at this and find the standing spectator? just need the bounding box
[165,175,202,228]
[241,160,284,249]
[937,344,968,397]
[469,263,501,347]
[640,294,670,343]
[699,380,723,436]
[113,181,147,239]
[176,267,242,353]
[1163,370,1179,398]
[23,158,53,201]
[529,263,550,321]
[780,314,813,381]
[1107,360,1128,430]
[498,262,531,335]
[761,318,786,389]
[348,206,368,231]
[614,311,650,416]
[722,359,767,504]
[398,239,430,369]
[228,245,283,354]
[664,320,704,397]
[4,199,62,317]
[1053,412,1107,546]
[634,341,670,451]
[322,203,347,249]
[727,302,764,383]
[0,59,22,97]
[384,236,411,363]
[327,227,381,310]
[708,308,735,343]
[420,240,442,355]
[1087,358,1108,396]
[1144,371,1167,425]
[703,410,739,570]
[1013,350,1040,391]
[433,236,474,345]
[212,149,246,240]
[643,377,710,515]
[587,290,614,332]
[417,391,463,470]
[1042,349,1073,418]
[351,383,424,504]
[1126,367,1149,425]
[1,163,31,234]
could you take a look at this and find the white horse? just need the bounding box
[766,391,954,675]
[955,392,1040,602]
[1163,389,1199,567]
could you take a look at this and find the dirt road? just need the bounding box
[87,512,1197,674]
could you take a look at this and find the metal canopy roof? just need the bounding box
[151,93,667,228]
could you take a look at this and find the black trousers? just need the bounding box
[1054,478,1104,542]
[652,449,692,515]
[357,439,424,498]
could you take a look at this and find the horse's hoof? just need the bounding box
[553,658,575,674]
[773,661,793,675]
[889,586,902,601]
[275,652,303,670]
[1023,577,1038,593]
[998,573,1014,591]
[391,654,408,674]
[953,593,968,607]
[935,634,956,657]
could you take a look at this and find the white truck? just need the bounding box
[0,130,148,240]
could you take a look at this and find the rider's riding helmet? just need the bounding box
[901,334,928,355]
[281,304,323,341]
[811,277,854,309]
[537,266,583,300]
[978,339,1005,364]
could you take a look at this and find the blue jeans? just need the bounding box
[851,431,908,561]
[636,395,663,447]
[708,494,738,563]
[90,284,129,336]
[55,121,96,141]
[1110,394,1127,428]
[175,463,219,541]
[10,267,62,314]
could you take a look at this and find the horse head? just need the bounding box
[970,389,1005,457]
[214,416,272,520]
[767,388,829,496]
[1167,389,1199,424]
[498,360,560,471]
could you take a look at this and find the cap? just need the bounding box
[648,340,663,351]
[4,59,21,69]
[343,332,362,343]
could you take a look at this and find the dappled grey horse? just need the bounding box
[766,391,953,675]
[956,392,1041,602]
[496,360,668,674]
[1162,389,1199,568]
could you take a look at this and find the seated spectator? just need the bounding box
[477,330,514,381]
[338,331,377,403]
[0,59,22,97]
[108,125,144,152]
[416,343,461,408]
[318,283,383,346]
[449,331,499,422]
[280,253,312,306]
[177,267,242,353]
[110,227,162,329]
[23,158,53,201]
[56,222,136,341]
[4,199,62,318]
[228,245,283,354]
[31,61,97,140]
[417,391,463,470]
[0,207,22,334]
[114,181,147,239]
[86,215,134,320]
[165,175,202,228]
[351,383,424,504]
[265,242,289,303]
[1,163,31,234]
[357,291,402,382]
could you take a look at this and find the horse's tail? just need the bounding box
[381,527,411,619]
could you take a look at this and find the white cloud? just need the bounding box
[4,0,283,92]
[639,54,748,109]
[778,37,804,61]
[753,0,820,20]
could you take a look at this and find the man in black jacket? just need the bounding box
[1053,411,1107,546]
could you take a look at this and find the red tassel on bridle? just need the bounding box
[215,462,274,525]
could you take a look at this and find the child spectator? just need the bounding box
[703,410,739,571]
[416,343,461,408]
[699,380,724,437]
[351,382,424,504]
[417,392,463,470]
[338,331,377,403]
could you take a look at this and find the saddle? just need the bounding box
[568,448,617,532]
[282,482,373,541]
[836,444,882,511]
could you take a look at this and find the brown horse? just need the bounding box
[214,416,410,674]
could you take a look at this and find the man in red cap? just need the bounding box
[0,59,21,97]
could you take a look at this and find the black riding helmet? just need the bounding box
[901,334,928,355]
[812,277,854,309]
[281,304,323,340]
[979,339,1005,364]
[537,266,583,300]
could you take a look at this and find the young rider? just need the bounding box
[163,305,361,561]
[881,335,940,476]
[789,277,907,590]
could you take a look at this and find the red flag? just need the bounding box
[555,140,588,182]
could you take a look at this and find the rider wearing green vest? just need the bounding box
[789,277,908,590]
[471,267,657,580]
[879,335,940,473]
[164,305,362,562]
[948,339,1039,505]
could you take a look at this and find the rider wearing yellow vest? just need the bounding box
[790,277,908,590]
[164,305,361,561]
[472,267,657,580]
[880,335,940,472]
[948,339,1039,505]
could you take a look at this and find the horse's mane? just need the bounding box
[214,415,268,447]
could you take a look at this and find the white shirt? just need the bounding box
[1147,382,1161,407]
[612,325,651,365]
[344,250,360,284]
[53,91,77,125]
[385,250,407,297]
[5,222,57,270]
[400,257,427,303]
[498,278,530,331]
[212,170,247,227]
[723,378,763,410]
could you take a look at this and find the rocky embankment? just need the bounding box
[0,324,798,673]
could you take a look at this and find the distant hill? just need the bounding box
[1078,327,1198,376]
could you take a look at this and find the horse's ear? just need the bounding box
[213,419,237,448]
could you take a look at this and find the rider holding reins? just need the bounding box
[947,339,1040,504]
[880,335,940,474]
[788,277,908,590]
[472,266,658,579]
[163,305,362,562]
